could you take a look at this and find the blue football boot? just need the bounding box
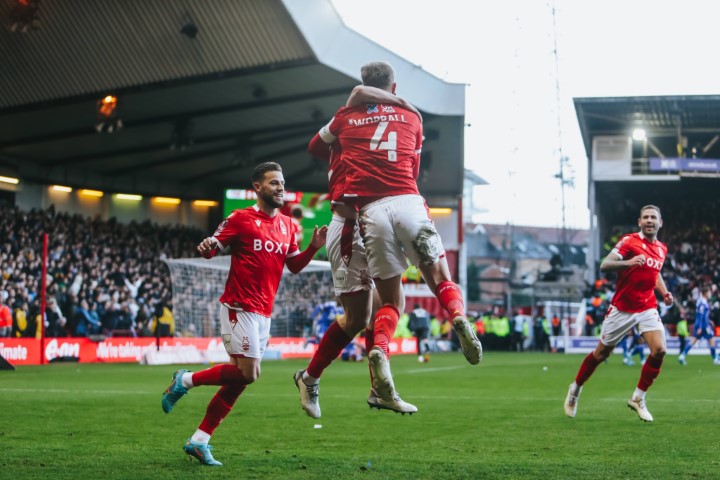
[162,369,189,413]
[183,439,223,466]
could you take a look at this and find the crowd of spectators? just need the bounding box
[0,205,203,339]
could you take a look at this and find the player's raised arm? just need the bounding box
[285,225,328,274]
[346,85,422,122]
[308,132,332,161]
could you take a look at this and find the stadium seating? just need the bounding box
[0,205,203,338]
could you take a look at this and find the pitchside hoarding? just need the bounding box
[0,337,420,366]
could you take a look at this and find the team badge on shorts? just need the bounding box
[241,336,250,352]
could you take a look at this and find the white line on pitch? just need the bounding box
[405,365,467,374]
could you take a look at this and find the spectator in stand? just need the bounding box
[152,301,175,337]
[45,297,67,337]
[0,296,11,337]
[74,299,101,337]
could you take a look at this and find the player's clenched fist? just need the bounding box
[627,254,646,267]
[197,237,217,257]
[663,292,674,306]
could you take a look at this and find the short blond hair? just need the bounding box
[360,62,395,90]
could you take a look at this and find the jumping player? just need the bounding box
[312,61,482,407]
[294,85,422,417]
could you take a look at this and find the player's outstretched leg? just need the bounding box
[183,438,223,466]
[563,383,582,418]
[452,314,483,365]
[162,369,190,413]
[368,347,396,402]
[367,388,418,415]
[293,370,320,418]
[627,396,653,422]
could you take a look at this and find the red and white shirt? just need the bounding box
[610,232,668,313]
[319,103,423,199]
[211,205,299,317]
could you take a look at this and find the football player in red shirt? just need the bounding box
[161,162,327,466]
[313,62,482,407]
[564,205,673,422]
[294,86,421,418]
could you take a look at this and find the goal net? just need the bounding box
[164,256,334,338]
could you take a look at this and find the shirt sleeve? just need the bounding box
[308,132,332,161]
[286,220,300,258]
[610,235,633,259]
[213,210,243,249]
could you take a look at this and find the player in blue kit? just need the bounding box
[678,286,718,365]
[622,327,646,366]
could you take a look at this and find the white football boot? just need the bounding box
[367,388,418,415]
[293,370,321,419]
[627,397,653,422]
[564,383,582,418]
[452,315,483,365]
[368,347,396,402]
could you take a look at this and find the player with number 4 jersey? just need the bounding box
[315,61,482,409]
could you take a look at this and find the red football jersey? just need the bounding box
[327,143,346,203]
[610,232,668,313]
[212,205,299,317]
[320,104,422,198]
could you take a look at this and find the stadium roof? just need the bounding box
[574,95,720,161]
[0,0,466,201]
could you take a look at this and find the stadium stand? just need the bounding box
[0,205,202,338]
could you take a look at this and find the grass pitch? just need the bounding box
[1,351,718,479]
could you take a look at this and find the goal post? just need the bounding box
[163,256,334,338]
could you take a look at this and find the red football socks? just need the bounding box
[306,321,353,379]
[436,281,465,317]
[574,352,601,387]
[198,383,246,435]
[192,364,250,386]
[373,305,399,356]
[637,355,663,391]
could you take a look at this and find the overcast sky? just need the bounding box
[331,0,720,229]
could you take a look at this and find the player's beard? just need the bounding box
[262,190,284,209]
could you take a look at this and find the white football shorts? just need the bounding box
[359,194,446,280]
[327,214,374,296]
[599,306,665,347]
[219,304,271,359]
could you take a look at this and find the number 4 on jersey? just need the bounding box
[370,121,397,161]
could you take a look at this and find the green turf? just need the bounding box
[1,352,718,479]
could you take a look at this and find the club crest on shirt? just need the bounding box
[280,220,287,235]
[381,105,396,113]
[366,104,379,114]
